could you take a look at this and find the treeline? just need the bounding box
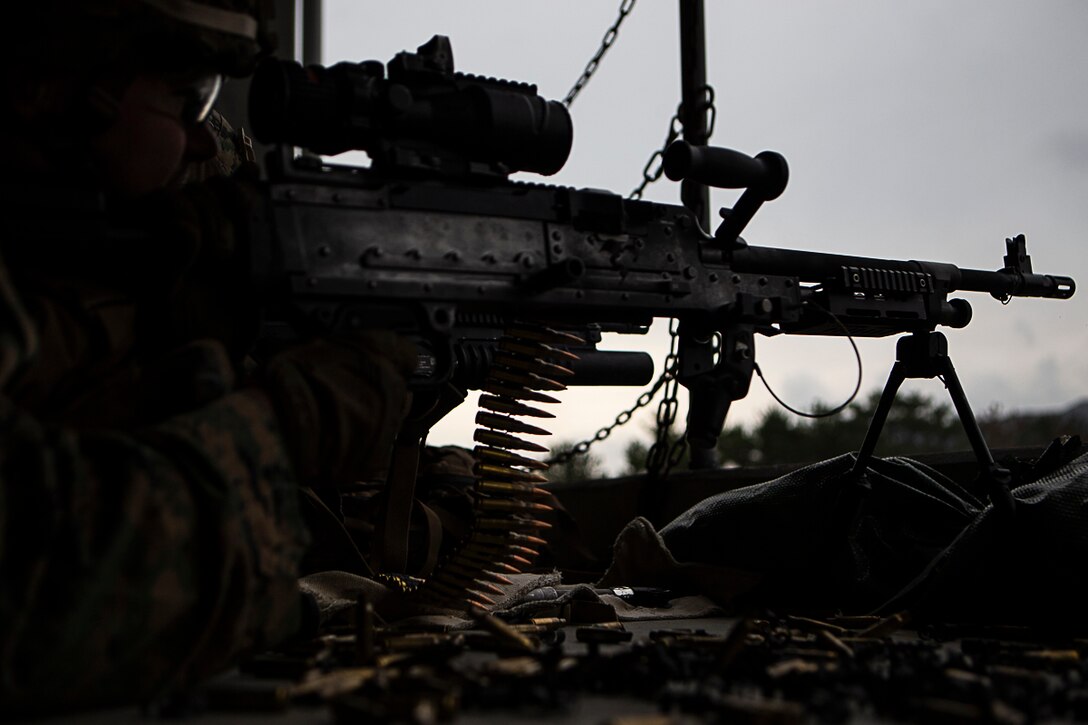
[547,391,1087,482]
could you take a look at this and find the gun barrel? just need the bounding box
[732,246,1075,299]
[958,268,1075,299]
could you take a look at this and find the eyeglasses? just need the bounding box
[141,72,223,126]
[178,73,223,125]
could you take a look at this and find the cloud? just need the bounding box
[1046,130,1088,172]
[1012,318,1037,346]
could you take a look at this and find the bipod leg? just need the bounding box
[836,339,907,548]
[849,361,907,481]
[851,331,1015,516]
[936,357,1016,516]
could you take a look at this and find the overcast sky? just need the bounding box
[321,1,1088,474]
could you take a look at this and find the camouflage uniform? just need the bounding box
[0,195,310,713]
[0,0,314,712]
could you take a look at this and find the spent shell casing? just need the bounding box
[469,607,536,652]
[860,611,911,638]
[480,382,562,405]
[474,429,550,453]
[530,617,566,628]
[475,411,552,437]
[355,596,375,665]
[474,463,549,483]
[489,367,567,392]
[818,629,856,659]
[498,339,580,362]
[479,395,556,419]
[474,447,549,470]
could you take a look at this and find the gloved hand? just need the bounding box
[262,332,417,488]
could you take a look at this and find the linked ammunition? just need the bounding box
[473,429,550,453]
[475,412,552,437]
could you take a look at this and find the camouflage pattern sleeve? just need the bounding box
[0,262,309,711]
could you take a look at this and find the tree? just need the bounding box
[713,389,967,467]
[545,441,604,484]
[621,423,690,476]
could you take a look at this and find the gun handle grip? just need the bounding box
[663,141,789,200]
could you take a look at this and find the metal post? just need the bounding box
[679,0,715,469]
[301,0,323,66]
[678,0,710,230]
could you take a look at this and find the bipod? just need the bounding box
[849,331,1016,516]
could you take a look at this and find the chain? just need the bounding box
[645,318,686,477]
[563,0,638,107]
[551,84,716,468]
[551,9,717,472]
[546,356,673,467]
[629,111,683,200]
[629,85,716,200]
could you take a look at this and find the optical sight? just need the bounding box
[249,35,573,179]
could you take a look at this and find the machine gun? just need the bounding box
[246,37,1074,588]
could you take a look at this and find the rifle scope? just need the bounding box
[248,35,573,177]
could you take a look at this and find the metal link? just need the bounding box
[646,318,686,477]
[552,10,716,473]
[629,110,683,200]
[563,0,638,107]
[703,86,717,136]
[546,364,672,466]
[629,86,716,200]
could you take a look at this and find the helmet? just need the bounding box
[11,0,276,77]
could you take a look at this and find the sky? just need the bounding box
[320,1,1088,474]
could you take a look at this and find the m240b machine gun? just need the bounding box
[246,37,1074,590]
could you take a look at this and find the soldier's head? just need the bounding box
[5,0,273,196]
